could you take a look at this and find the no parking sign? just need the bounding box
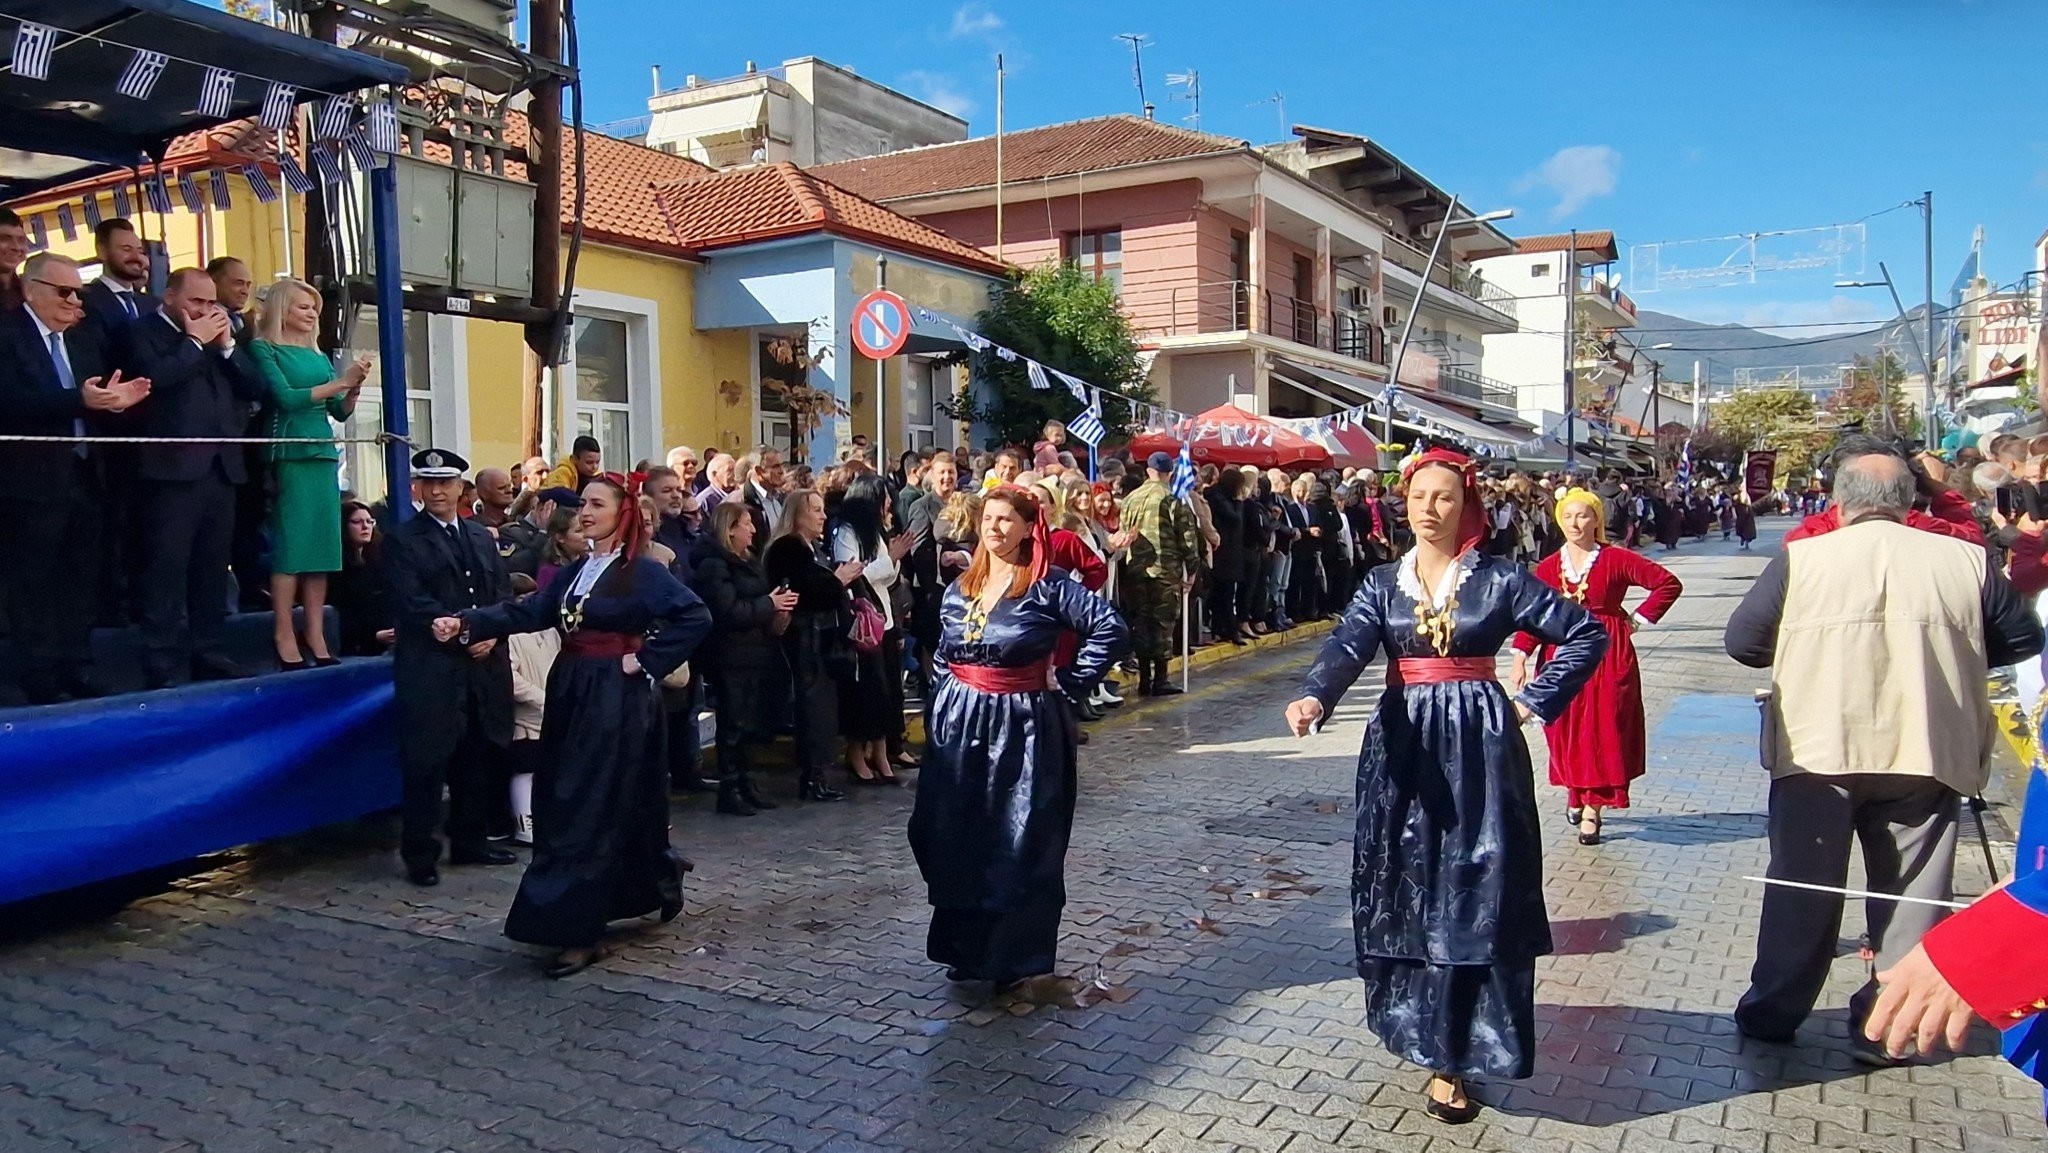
[851,289,912,359]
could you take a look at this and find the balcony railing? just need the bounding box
[1437,364,1519,411]
[1380,234,1519,323]
[1121,280,1390,365]
[1575,274,1637,322]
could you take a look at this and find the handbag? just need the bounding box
[849,595,885,654]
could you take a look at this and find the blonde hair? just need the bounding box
[254,277,322,349]
[938,489,981,536]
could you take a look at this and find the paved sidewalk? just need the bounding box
[2,524,2042,1152]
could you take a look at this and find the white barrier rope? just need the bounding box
[0,433,413,446]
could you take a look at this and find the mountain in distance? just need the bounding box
[1632,308,1919,383]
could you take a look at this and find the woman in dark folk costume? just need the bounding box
[1509,489,1682,845]
[909,485,1129,987]
[435,475,712,979]
[1284,449,1607,1124]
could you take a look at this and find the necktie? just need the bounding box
[48,332,86,459]
[118,292,136,318]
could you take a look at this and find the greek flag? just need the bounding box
[340,131,376,173]
[54,204,75,241]
[12,21,56,81]
[143,175,172,216]
[178,171,204,214]
[259,82,298,132]
[198,67,237,119]
[210,169,233,211]
[1026,361,1052,391]
[27,215,45,250]
[116,49,168,100]
[366,99,400,153]
[275,152,314,195]
[111,185,131,219]
[1675,440,1693,488]
[1170,443,1197,503]
[1067,404,1107,448]
[240,163,280,204]
[315,95,355,139]
[308,143,344,186]
[82,197,102,230]
[1051,369,1089,402]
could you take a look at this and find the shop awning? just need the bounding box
[0,0,410,196]
[1273,357,1528,451]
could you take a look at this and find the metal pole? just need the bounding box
[1180,585,1191,694]
[1386,195,1460,446]
[1650,360,1660,475]
[994,55,1005,264]
[1563,228,1577,471]
[877,255,888,460]
[1692,359,1702,431]
[369,161,411,520]
[1922,191,1937,444]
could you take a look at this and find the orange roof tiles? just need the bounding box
[497,110,716,254]
[1509,230,1618,259]
[811,114,1248,202]
[652,162,1005,274]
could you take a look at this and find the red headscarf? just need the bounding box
[1400,448,1487,557]
[985,483,1054,583]
[587,472,645,560]
[1090,481,1120,532]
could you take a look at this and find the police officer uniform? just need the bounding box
[385,448,517,885]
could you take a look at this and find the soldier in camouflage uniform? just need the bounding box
[1120,452,1201,695]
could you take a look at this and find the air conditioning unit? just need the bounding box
[1382,306,1398,326]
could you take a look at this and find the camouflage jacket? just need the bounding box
[1121,478,1200,582]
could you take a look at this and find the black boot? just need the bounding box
[1136,661,1156,697]
[716,777,758,816]
[736,769,778,811]
[1150,658,1184,695]
[799,771,844,802]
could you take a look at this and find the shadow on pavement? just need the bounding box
[1548,911,1678,955]
[1602,809,1768,845]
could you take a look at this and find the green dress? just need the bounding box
[249,341,355,575]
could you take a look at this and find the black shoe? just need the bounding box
[21,679,70,706]
[312,656,342,669]
[277,660,310,673]
[1077,698,1103,722]
[449,845,518,866]
[736,775,779,811]
[58,674,108,700]
[670,770,716,794]
[1423,1078,1479,1125]
[799,775,844,802]
[1565,807,1582,827]
[142,665,178,691]
[191,655,251,682]
[716,780,758,816]
[1150,661,1184,695]
[406,863,440,887]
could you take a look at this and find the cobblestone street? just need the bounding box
[3,526,2043,1153]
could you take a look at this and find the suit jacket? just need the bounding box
[121,310,265,484]
[0,305,112,476]
[740,481,781,557]
[384,513,515,761]
[79,279,155,345]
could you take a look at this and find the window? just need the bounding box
[1066,228,1123,293]
[572,314,632,469]
[341,308,436,501]
[1531,262,1551,278]
[757,332,802,458]
[905,358,956,452]
[1227,231,1250,329]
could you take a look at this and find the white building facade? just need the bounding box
[644,57,966,170]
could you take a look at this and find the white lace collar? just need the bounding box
[1397,548,1478,609]
[1559,544,1601,586]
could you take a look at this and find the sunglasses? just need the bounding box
[30,278,82,301]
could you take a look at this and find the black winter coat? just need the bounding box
[687,538,783,672]
[1206,490,1248,583]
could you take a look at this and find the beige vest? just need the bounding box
[1763,519,1993,794]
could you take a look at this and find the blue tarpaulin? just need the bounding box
[0,661,397,904]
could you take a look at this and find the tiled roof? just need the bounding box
[810,114,1248,202]
[1509,230,1618,258]
[497,110,716,253]
[652,163,1005,274]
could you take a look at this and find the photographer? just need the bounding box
[1784,435,1983,546]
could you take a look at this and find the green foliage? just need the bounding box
[1710,388,1834,470]
[953,263,1155,451]
[1826,353,1918,438]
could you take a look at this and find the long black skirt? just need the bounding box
[505,652,684,948]
[1362,957,1536,1080]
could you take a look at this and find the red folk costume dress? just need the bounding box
[1514,545,1682,809]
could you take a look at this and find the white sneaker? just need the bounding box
[512,814,534,848]
[1095,682,1124,706]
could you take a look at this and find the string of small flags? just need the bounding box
[7,16,403,253]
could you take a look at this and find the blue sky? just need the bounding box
[567,0,2044,333]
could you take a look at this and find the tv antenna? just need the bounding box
[1115,33,1154,119]
[1248,91,1286,138]
[1166,69,1200,129]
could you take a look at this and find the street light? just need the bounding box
[1837,262,1936,439]
[1385,203,1516,445]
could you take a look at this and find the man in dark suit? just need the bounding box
[0,208,27,310]
[737,444,786,556]
[123,267,267,686]
[209,256,267,610]
[80,217,157,341]
[0,254,151,702]
[81,218,160,628]
[384,448,518,886]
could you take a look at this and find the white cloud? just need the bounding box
[1514,145,1621,221]
[900,70,977,119]
[949,3,1003,39]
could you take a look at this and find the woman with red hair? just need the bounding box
[434,474,712,980]
[909,485,1129,988]
[1284,449,1606,1123]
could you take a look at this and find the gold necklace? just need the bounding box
[1560,545,1599,604]
[1410,553,1461,657]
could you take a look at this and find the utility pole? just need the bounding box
[994,55,1004,263]
[1921,190,1937,444]
[1563,228,1577,471]
[877,255,888,460]
[1115,34,1152,119]
[524,0,567,459]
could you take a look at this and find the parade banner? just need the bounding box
[1744,451,1777,501]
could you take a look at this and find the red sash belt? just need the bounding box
[563,632,644,659]
[1392,656,1496,685]
[949,660,1050,693]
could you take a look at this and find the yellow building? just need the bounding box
[8,114,1006,497]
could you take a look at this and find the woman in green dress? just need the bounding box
[249,278,370,669]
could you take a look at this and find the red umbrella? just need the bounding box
[1128,404,1334,470]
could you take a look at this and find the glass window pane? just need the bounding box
[1098,229,1121,255]
[574,316,631,405]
